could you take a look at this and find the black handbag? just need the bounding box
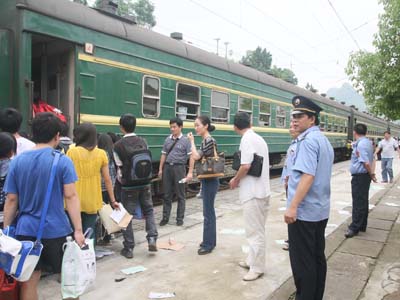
[232,151,264,177]
[195,145,225,178]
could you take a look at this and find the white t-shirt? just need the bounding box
[16,137,35,156]
[378,138,398,159]
[238,129,270,203]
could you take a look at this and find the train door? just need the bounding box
[31,34,75,135]
[0,29,12,108]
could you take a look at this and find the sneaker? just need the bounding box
[159,219,169,226]
[196,192,202,199]
[238,261,250,269]
[148,237,158,252]
[243,270,263,281]
[120,248,133,259]
[176,220,184,226]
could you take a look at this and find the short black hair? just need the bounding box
[0,132,16,158]
[354,123,367,135]
[0,108,23,134]
[119,113,136,133]
[60,122,70,137]
[303,112,320,126]
[234,112,251,130]
[32,112,62,143]
[169,117,183,127]
[384,130,391,135]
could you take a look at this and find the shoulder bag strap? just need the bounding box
[166,138,179,158]
[36,151,61,242]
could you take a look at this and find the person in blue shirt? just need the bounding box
[285,96,334,300]
[345,123,377,238]
[3,112,85,300]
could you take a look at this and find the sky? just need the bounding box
[149,0,382,93]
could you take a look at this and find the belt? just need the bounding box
[165,162,184,166]
[352,173,369,176]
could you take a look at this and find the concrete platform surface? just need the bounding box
[38,158,400,300]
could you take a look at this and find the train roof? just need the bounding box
[19,0,351,113]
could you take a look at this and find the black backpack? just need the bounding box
[119,137,153,186]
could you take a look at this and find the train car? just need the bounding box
[0,0,394,171]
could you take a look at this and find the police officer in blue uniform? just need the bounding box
[285,95,334,300]
[345,123,376,238]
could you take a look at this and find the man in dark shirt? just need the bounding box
[158,117,194,226]
[113,114,158,259]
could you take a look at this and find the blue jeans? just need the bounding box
[381,158,393,182]
[201,178,219,250]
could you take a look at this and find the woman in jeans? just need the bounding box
[187,115,219,255]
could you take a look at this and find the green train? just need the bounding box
[1,0,399,171]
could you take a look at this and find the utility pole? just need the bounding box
[224,41,230,59]
[214,38,220,56]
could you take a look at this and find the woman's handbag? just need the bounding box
[195,145,225,178]
[0,151,60,282]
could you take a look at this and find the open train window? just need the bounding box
[211,90,229,123]
[176,83,200,120]
[276,105,286,128]
[259,101,271,126]
[142,76,160,117]
[238,96,252,119]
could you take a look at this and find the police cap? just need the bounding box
[291,96,323,116]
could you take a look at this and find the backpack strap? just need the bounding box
[36,151,61,242]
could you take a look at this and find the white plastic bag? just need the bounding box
[61,232,96,299]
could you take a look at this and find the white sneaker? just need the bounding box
[196,192,202,199]
[238,261,250,269]
[243,270,263,281]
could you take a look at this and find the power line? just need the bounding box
[327,0,361,50]
[186,0,327,76]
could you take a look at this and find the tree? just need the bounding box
[240,47,272,73]
[72,0,88,4]
[305,82,318,93]
[94,0,156,28]
[346,0,400,120]
[241,46,298,85]
[270,66,298,85]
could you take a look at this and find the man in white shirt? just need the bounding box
[0,108,35,155]
[374,131,400,183]
[229,112,270,281]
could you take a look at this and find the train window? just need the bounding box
[176,83,200,120]
[276,105,286,128]
[211,91,230,123]
[259,101,271,126]
[142,76,160,117]
[238,97,252,118]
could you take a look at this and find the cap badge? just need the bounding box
[294,98,301,106]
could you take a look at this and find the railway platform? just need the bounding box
[38,158,400,300]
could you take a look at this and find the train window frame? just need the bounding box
[176,82,201,121]
[211,90,230,123]
[275,105,286,128]
[142,75,160,118]
[259,101,271,126]
[238,96,252,119]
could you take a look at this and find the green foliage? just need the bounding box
[240,47,272,73]
[94,0,156,28]
[305,82,318,93]
[346,0,400,120]
[241,46,298,85]
[270,66,298,85]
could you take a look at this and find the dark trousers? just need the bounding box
[288,219,328,300]
[162,164,186,222]
[119,184,158,250]
[201,178,219,251]
[81,212,97,246]
[349,174,371,232]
